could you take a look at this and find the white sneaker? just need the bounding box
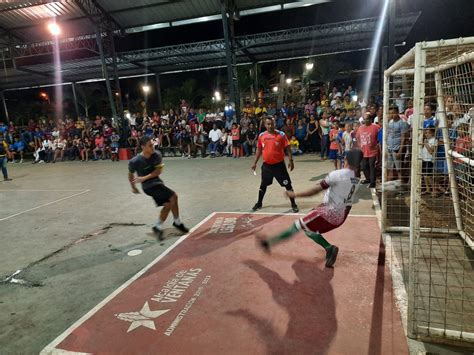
[20,159,23,163]
[39,160,45,164]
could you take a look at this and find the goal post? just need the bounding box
[382,37,474,346]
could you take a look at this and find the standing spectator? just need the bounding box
[110,130,120,162]
[329,122,340,170]
[319,112,330,160]
[231,123,241,158]
[356,114,380,188]
[306,114,320,153]
[0,132,12,181]
[295,119,307,153]
[386,106,408,181]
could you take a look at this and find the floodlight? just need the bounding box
[47,22,61,36]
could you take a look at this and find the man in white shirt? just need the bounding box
[208,123,223,157]
[258,149,363,267]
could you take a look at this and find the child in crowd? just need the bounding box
[226,128,233,157]
[111,130,121,162]
[421,128,437,196]
[341,123,354,168]
[329,121,340,169]
[231,123,241,158]
[9,137,25,163]
[289,135,303,155]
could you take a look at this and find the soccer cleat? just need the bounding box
[291,204,299,213]
[173,222,189,233]
[152,226,165,241]
[252,203,262,211]
[325,245,339,267]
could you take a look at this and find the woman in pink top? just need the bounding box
[231,123,241,158]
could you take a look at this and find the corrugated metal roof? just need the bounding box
[0,13,420,89]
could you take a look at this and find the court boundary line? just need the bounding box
[370,189,412,341]
[0,190,91,222]
[41,211,218,354]
[0,189,88,192]
[223,211,376,218]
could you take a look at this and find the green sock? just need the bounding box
[305,231,331,249]
[267,222,300,246]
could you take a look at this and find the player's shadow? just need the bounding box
[227,259,337,354]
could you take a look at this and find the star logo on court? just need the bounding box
[115,302,170,333]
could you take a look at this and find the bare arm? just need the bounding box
[131,165,164,184]
[286,183,324,199]
[251,146,262,171]
[285,146,294,171]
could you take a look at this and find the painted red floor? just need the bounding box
[42,212,407,354]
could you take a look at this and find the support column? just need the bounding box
[95,28,117,119]
[0,91,9,122]
[253,62,258,101]
[71,82,80,118]
[387,0,396,67]
[155,73,163,111]
[221,0,240,119]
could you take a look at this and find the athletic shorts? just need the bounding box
[261,161,291,188]
[329,149,338,160]
[387,150,401,171]
[298,204,351,234]
[143,184,175,207]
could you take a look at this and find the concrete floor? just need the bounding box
[0,155,468,354]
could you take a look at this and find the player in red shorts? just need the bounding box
[258,149,363,267]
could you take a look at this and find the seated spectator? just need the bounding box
[217,128,227,156]
[9,137,25,163]
[208,124,222,157]
[243,123,257,157]
[53,135,66,162]
[93,133,105,160]
[290,135,303,155]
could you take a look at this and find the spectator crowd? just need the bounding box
[0,83,471,192]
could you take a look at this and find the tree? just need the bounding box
[62,83,109,118]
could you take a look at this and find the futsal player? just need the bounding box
[128,136,189,240]
[258,149,363,267]
[251,117,299,212]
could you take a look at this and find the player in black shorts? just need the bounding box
[251,117,298,212]
[128,136,189,240]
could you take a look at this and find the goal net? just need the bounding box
[383,37,474,346]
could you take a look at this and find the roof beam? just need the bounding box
[74,0,123,32]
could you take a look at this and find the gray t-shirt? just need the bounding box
[128,151,163,189]
[387,119,408,151]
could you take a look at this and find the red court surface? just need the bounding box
[42,212,407,354]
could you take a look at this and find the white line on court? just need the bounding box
[0,190,91,222]
[41,211,218,355]
[223,211,376,218]
[0,189,88,192]
[370,188,413,343]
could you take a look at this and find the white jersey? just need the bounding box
[321,169,361,209]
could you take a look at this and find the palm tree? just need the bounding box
[62,83,109,118]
